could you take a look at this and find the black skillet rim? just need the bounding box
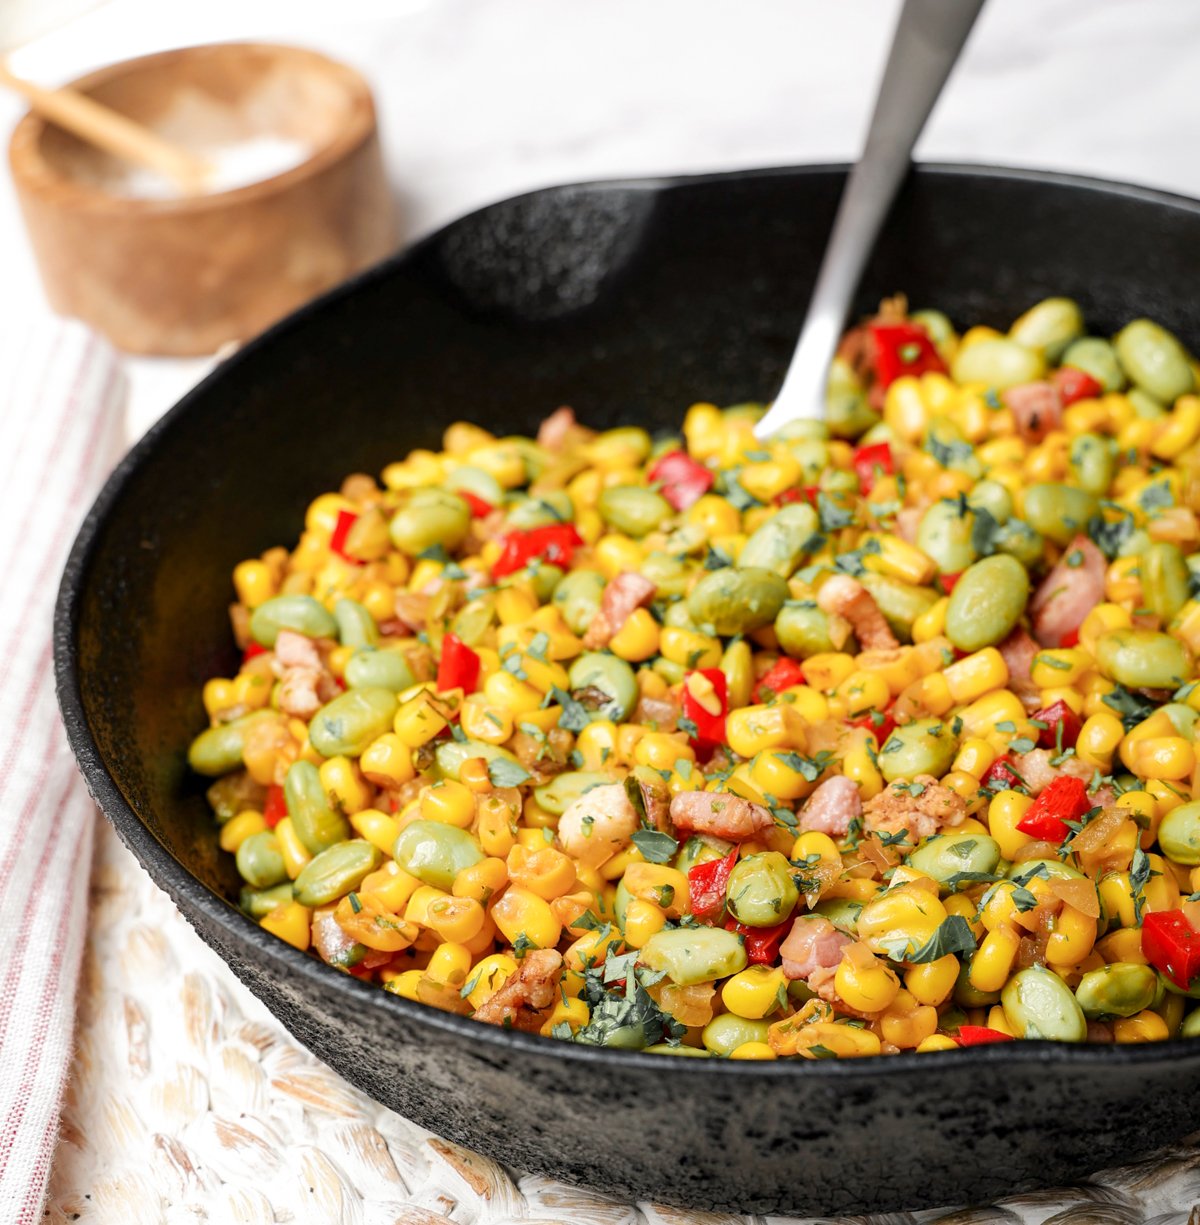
[53,159,1200,1082]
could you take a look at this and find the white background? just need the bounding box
[3,0,1200,436]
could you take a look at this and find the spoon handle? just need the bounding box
[756,0,986,437]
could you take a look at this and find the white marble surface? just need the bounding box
[3,0,1200,439]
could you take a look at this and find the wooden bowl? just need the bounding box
[9,43,399,355]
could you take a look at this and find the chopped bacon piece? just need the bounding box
[669,791,774,842]
[1031,536,1106,648]
[799,775,862,837]
[582,572,656,649]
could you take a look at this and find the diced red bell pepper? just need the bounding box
[242,641,268,664]
[647,450,714,511]
[263,783,288,829]
[436,632,481,694]
[1031,699,1083,751]
[775,487,812,507]
[753,657,806,702]
[330,509,360,562]
[938,572,963,595]
[1016,774,1092,843]
[869,321,947,389]
[459,490,495,518]
[955,1025,1015,1046]
[981,757,1025,793]
[1060,628,1080,649]
[492,524,583,577]
[682,668,728,751]
[688,847,738,919]
[1142,910,1200,991]
[725,918,792,965]
[848,711,896,748]
[1052,366,1104,406]
[852,442,895,496]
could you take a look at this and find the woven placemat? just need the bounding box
[43,817,1200,1225]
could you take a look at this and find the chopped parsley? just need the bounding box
[487,758,532,788]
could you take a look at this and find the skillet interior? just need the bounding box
[56,164,1200,1215]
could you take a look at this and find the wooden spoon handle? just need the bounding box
[0,59,211,194]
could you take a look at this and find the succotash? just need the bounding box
[194,296,1200,1058]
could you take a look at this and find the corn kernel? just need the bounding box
[219,810,266,853]
[1114,1009,1171,1043]
[260,902,311,951]
[275,818,313,879]
[491,886,562,950]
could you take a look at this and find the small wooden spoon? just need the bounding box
[0,57,211,194]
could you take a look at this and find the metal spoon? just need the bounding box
[755,0,986,439]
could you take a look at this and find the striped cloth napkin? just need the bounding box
[0,322,126,1223]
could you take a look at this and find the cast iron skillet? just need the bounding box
[55,164,1200,1216]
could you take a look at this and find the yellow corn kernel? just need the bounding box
[476,795,518,857]
[461,953,516,1007]
[623,863,689,918]
[1044,904,1097,968]
[726,703,807,758]
[392,689,450,749]
[660,627,722,670]
[575,720,618,771]
[1077,603,1132,656]
[683,492,737,537]
[952,738,997,781]
[482,669,543,715]
[452,858,508,907]
[233,559,275,609]
[880,988,939,1050]
[494,587,538,626]
[791,831,840,863]
[1114,1009,1171,1044]
[944,648,1009,704]
[823,876,881,903]
[622,898,667,948]
[459,756,493,793]
[1030,648,1092,689]
[420,780,476,829]
[744,749,811,801]
[423,895,486,944]
[635,732,695,772]
[219,810,266,853]
[261,902,311,951]
[794,1020,883,1060]
[940,770,984,813]
[861,533,936,586]
[835,669,891,717]
[1148,778,1189,817]
[319,756,371,815]
[916,1034,960,1053]
[739,453,803,503]
[598,843,645,881]
[772,684,824,725]
[593,533,644,578]
[507,845,577,901]
[984,790,1034,861]
[968,926,1021,994]
[857,887,948,958]
[404,884,451,927]
[835,952,901,1013]
[606,607,659,663]
[1105,555,1143,604]
[459,697,513,745]
[1152,395,1200,460]
[727,1041,775,1061]
[839,745,883,801]
[722,966,788,1020]
[1129,737,1196,781]
[563,924,624,973]
[202,678,237,721]
[349,807,400,856]
[539,996,590,1039]
[274,817,313,879]
[491,886,563,950]
[958,689,1028,738]
[360,861,421,912]
[912,596,949,643]
[801,652,856,694]
[1075,711,1124,771]
[884,376,932,443]
[425,942,473,989]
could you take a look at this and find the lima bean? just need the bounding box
[293,839,382,906]
[1022,483,1100,546]
[878,718,958,782]
[702,1014,771,1056]
[641,551,692,599]
[687,566,788,635]
[1114,318,1195,403]
[1074,963,1158,1019]
[638,926,747,986]
[249,595,337,647]
[966,479,1013,525]
[344,647,416,692]
[239,882,295,918]
[434,738,522,782]
[907,833,1000,887]
[187,710,277,777]
[504,492,573,531]
[533,771,612,815]
[1140,542,1190,622]
[567,653,638,723]
[1009,297,1084,362]
[393,820,483,890]
[727,852,800,927]
[950,338,1045,390]
[333,598,378,649]
[389,488,471,555]
[1001,965,1087,1041]
[1069,433,1117,497]
[813,898,864,934]
[859,574,940,642]
[1184,1008,1200,1039]
[553,570,606,635]
[309,687,399,758]
[1061,337,1125,392]
[738,503,819,577]
[236,831,287,888]
[990,519,1044,568]
[1095,629,1190,690]
[944,554,1031,652]
[285,759,351,853]
[598,485,672,537]
[1159,800,1200,865]
[917,500,978,574]
[774,601,837,659]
